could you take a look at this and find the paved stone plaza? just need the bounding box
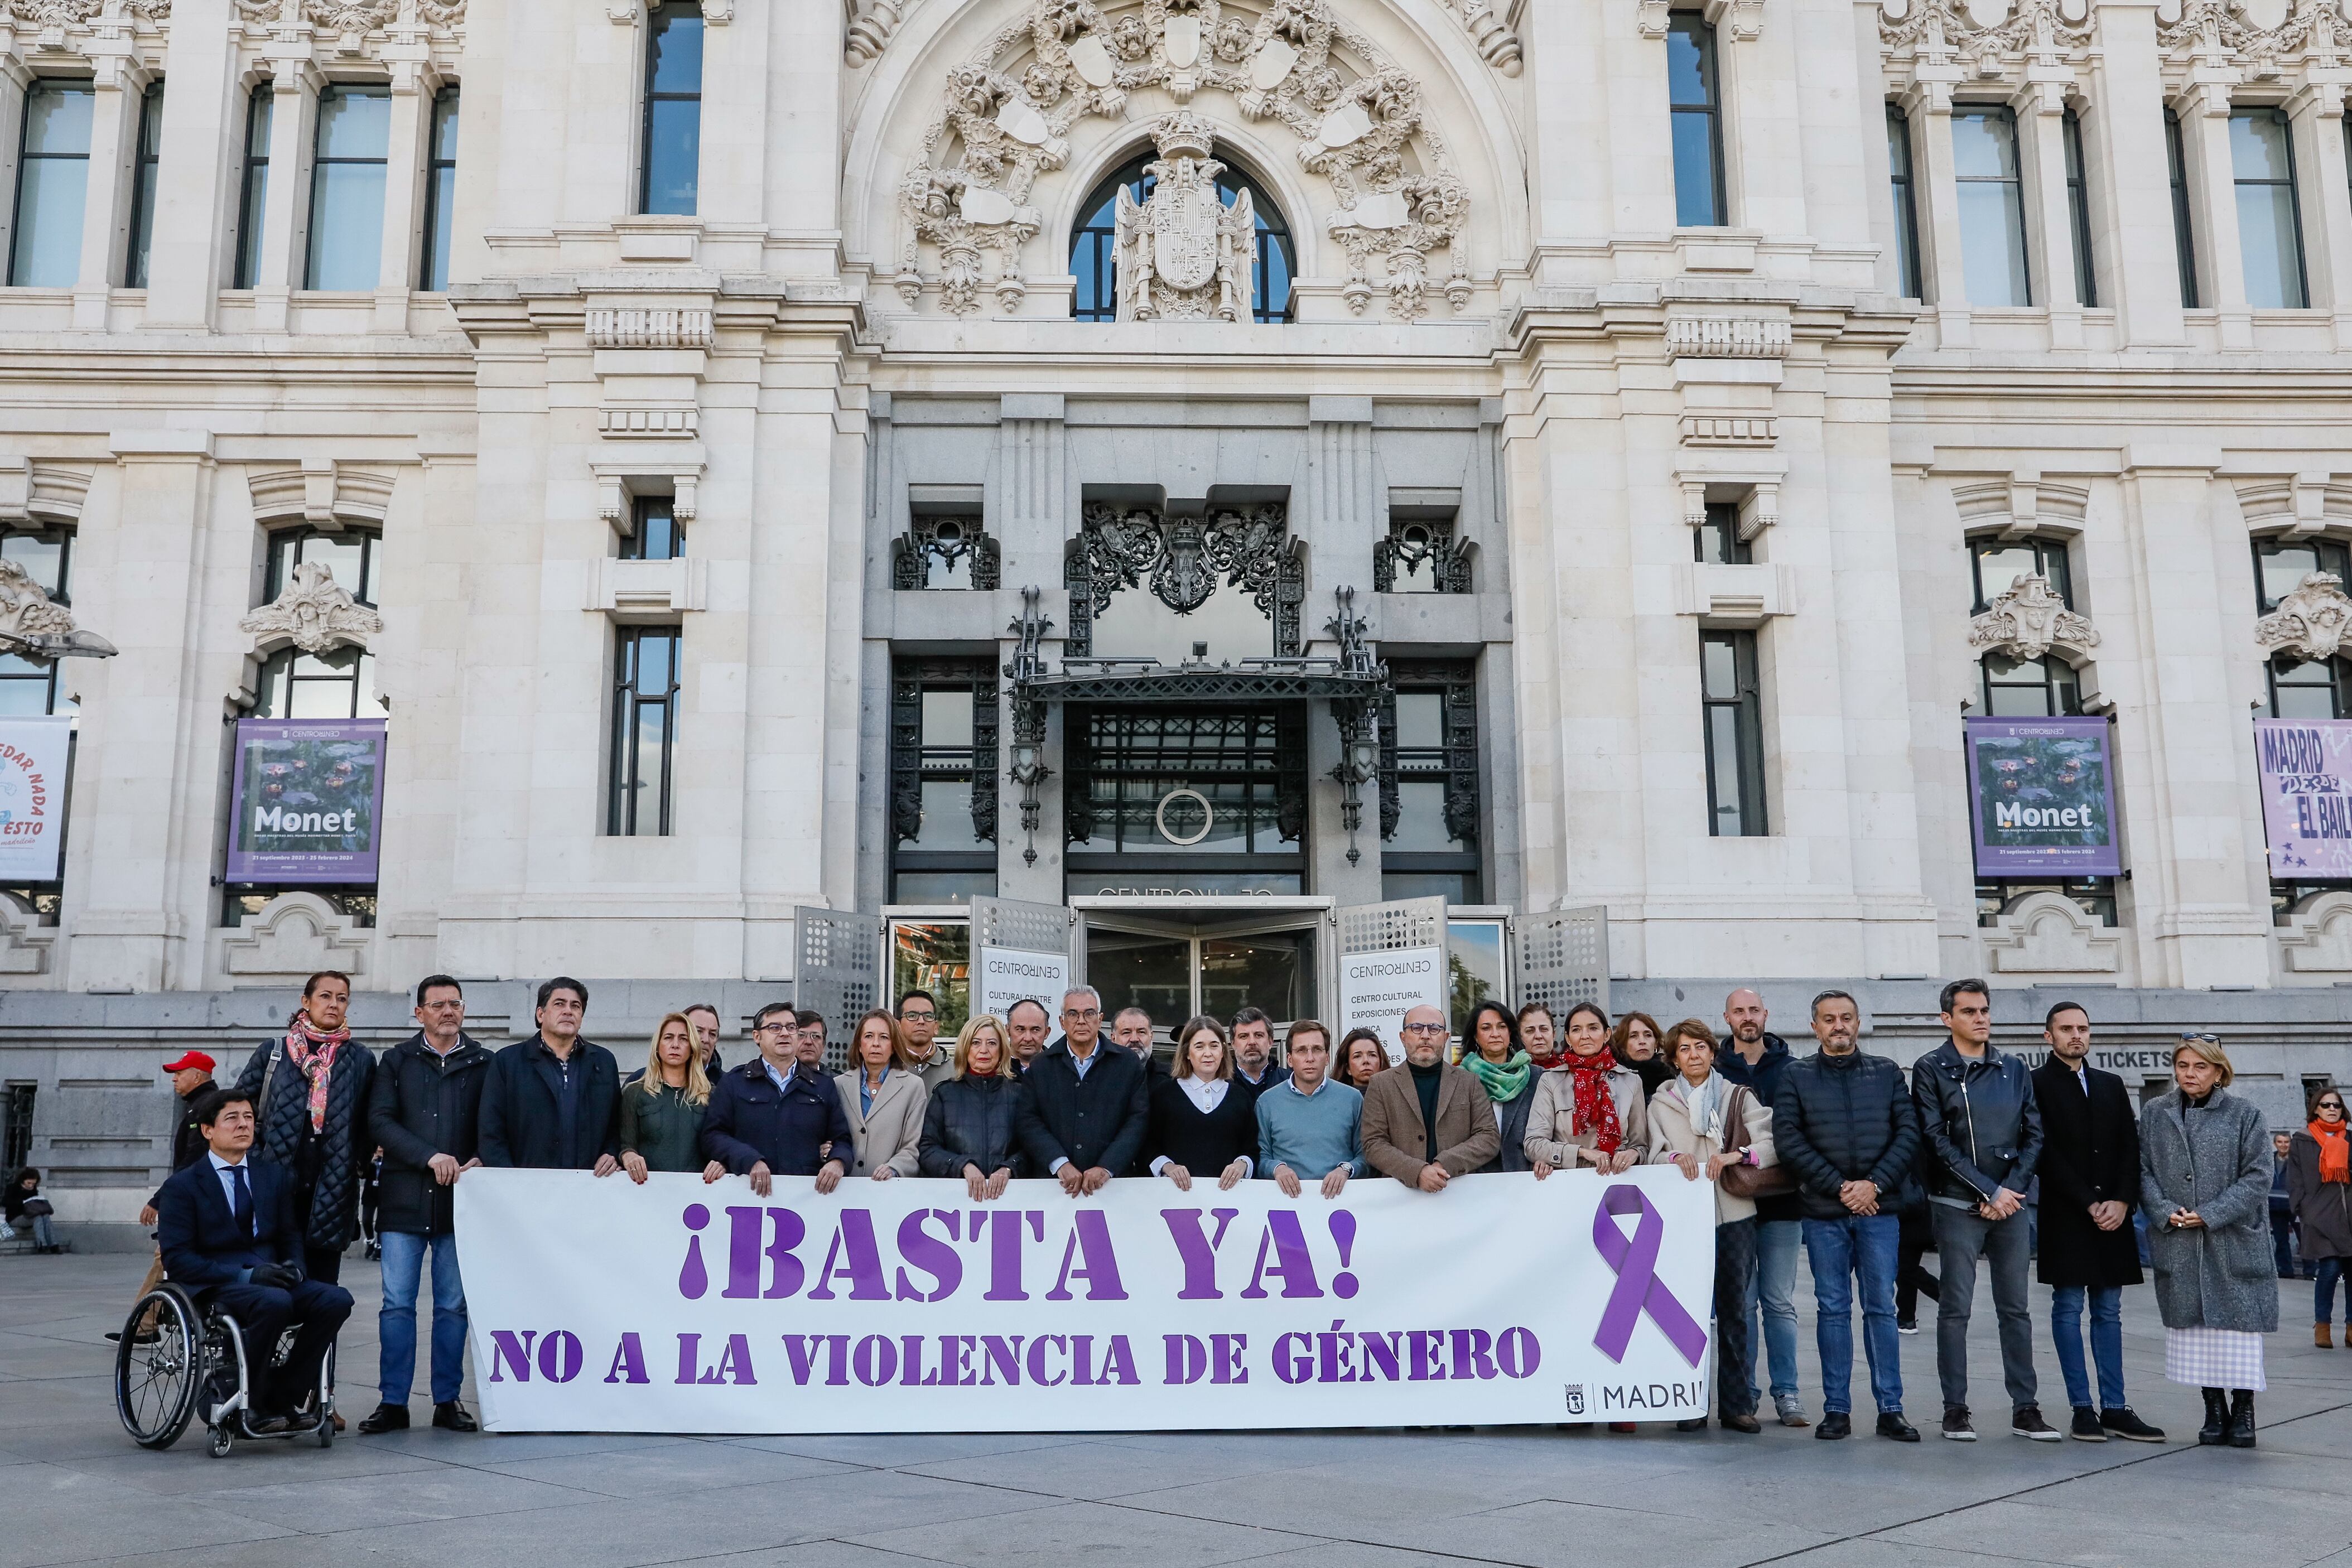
[1,1253,2344,1568]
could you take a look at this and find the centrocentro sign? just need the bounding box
[225,717,388,884]
[1337,945,1445,1064]
[974,945,1071,1025]
[454,1167,1717,1434]
[0,715,70,881]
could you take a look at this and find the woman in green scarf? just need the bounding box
[1462,1000,1537,1173]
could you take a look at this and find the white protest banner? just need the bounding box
[0,716,69,881]
[975,945,1071,1022]
[454,1166,1717,1434]
[1337,944,1446,1064]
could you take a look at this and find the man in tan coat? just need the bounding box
[1362,1005,1499,1190]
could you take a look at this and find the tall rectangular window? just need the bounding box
[2231,106,2307,308]
[1700,630,1766,837]
[8,82,94,287]
[1695,500,1750,565]
[1666,14,1725,228]
[609,626,681,836]
[2063,107,2096,308]
[640,1,703,216]
[1953,106,2031,306]
[2166,108,2199,308]
[1887,104,1922,300]
[890,660,1000,904]
[124,83,162,288]
[418,87,458,291]
[303,84,390,290]
[233,86,272,289]
[620,494,682,560]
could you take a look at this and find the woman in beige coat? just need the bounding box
[1647,1017,1778,1435]
[1526,1002,1650,1176]
[834,1010,929,1179]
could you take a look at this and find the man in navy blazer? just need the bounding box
[156,1089,354,1430]
[700,1002,850,1197]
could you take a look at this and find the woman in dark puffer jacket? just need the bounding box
[919,1014,1029,1200]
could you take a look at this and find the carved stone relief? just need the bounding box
[1878,0,2090,94]
[2158,0,2349,75]
[1968,572,2099,663]
[2255,571,2352,660]
[0,557,113,662]
[1982,889,2123,974]
[239,560,384,655]
[900,0,1472,318]
[1112,112,1258,320]
[219,891,370,981]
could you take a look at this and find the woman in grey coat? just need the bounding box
[2139,1035,2275,1449]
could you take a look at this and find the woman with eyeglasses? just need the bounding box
[2287,1084,2351,1348]
[2139,1035,2274,1447]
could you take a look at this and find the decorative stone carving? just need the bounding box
[901,0,1471,318]
[846,0,907,60]
[239,561,383,655]
[2255,571,2352,660]
[585,307,714,349]
[1968,572,2099,663]
[4,0,101,29]
[0,558,114,662]
[302,0,392,32]
[2159,0,2348,75]
[220,892,369,981]
[1435,0,1520,73]
[2279,890,2352,973]
[1667,316,1791,358]
[1983,890,2122,974]
[1112,112,1258,321]
[1879,0,2091,91]
[247,461,394,528]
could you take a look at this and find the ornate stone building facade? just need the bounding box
[0,0,2347,1227]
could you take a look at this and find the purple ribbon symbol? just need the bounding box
[1591,1184,1708,1367]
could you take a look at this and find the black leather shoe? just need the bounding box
[432,1401,478,1432]
[1674,1417,1707,1431]
[1721,1411,1762,1434]
[2197,1387,2228,1446]
[1815,1411,1852,1440]
[356,1402,409,1435]
[247,1411,291,1435]
[2225,1391,2256,1449]
[1877,1411,1921,1442]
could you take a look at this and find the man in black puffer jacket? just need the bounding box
[1772,989,1921,1444]
[1911,978,2051,1444]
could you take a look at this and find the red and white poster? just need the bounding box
[0,715,69,881]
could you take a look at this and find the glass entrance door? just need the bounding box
[1083,916,1317,1034]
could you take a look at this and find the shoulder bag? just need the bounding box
[1718,1083,1798,1200]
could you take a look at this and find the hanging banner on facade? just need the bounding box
[224,718,387,884]
[454,1166,1717,1434]
[0,715,70,881]
[975,945,1071,1024]
[1338,944,1447,1062]
[2255,716,2352,878]
[1965,715,2122,877]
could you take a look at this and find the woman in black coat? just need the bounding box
[918,1015,1029,1202]
[1145,1016,1258,1192]
[233,970,375,1284]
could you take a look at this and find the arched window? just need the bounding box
[1069,152,1295,324]
[2256,534,2352,718]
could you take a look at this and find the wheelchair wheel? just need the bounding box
[208,1423,231,1458]
[316,1341,337,1448]
[114,1287,204,1450]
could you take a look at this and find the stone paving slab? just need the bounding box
[0,1252,2343,1568]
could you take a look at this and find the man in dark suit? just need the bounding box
[478,977,622,1173]
[701,1002,850,1197]
[1018,986,1150,1195]
[156,1089,354,1431]
[2030,1001,2165,1444]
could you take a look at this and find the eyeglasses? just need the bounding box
[1400,1022,1448,1038]
[900,1010,936,1023]
[2179,1033,2220,1044]
[1063,1008,1101,1021]
[754,1023,792,1036]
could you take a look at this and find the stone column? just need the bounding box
[2287,75,2352,349]
[63,433,218,993]
[370,52,440,333]
[2180,77,2252,346]
[2083,0,2187,345]
[69,53,145,330]
[1713,0,1804,238]
[2014,76,2082,346]
[1904,81,1973,347]
[992,394,1069,905]
[141,0,237,331]
[251,52,321,333]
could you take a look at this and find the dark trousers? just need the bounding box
[303,1244,345,1285]
[1897,1208,1941,1321]
[202,1278,354,1415]
[2271,1208,2299,1278]
[1714,1217,1758,1418]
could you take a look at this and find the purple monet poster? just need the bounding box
[1965,716,2121,878]
[2255,717,2352,879]
[224,718,387,884]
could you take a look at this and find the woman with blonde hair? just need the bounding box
[2140,1034,2274,1447]
[919,1014,1028,1200]
[835,1009,928,1180]
[618,1012,712,1180]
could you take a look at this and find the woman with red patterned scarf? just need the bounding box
[1525,1001,1651,1179]
[232,971,377,1296]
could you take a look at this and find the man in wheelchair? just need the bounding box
[156,1089,354,1432]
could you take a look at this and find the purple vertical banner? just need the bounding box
[2255,717,2352,879]
[224,718,387,883]
[1965,715,2122,877]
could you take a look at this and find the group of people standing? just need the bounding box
[122,966,2319,1452]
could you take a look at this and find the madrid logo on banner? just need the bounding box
[455,1167,1719,1434]
[0,715,69,881]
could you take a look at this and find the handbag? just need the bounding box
[17,1196,51,1217]
[1718,1084,1798,1200]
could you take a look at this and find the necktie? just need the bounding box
[230,1164,254,1238]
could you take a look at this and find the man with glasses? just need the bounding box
[702,1003,848,1197]
[1016,986,1150,1196]
[1360,1004,1497,1193]
[897,991,957,1089]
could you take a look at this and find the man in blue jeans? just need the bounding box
[1715,987,1808,1426]
[1771,990,1921,1442]
[359,974,492,1434]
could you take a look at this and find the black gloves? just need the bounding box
[249,1261,303,1289]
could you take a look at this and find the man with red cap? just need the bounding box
[111,1051,218,1339]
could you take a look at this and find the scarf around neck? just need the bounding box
[1679,1069,1727,1145]
[283,1011,350,1134]
[1463,1049,1533,1104]
[2311,1118,2350,1184]
[1555,1048,1623,1154]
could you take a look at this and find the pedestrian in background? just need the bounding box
[1005,998,1050,1078]
[358,973,489,1436]
[1461,1000,1536,1174]
[1716,986,1808,1428]
[2269,1131,2300,1280]
[233,970,375,1289]
[119,1051,218,1325]
[896,991,956,1089]
[617,1011,711,1178]
[920,1014,1026,1200]
[1231,1007,1289,1093]
[2286,1084,2350,1348]
[836,1010,929,1179]
[478,977,621,1175]
[1517,1003,1559,1071]
[2,1166,57,1252]
[2140,1035,2274,1448]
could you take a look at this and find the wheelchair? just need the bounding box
[113,1282,337,1456]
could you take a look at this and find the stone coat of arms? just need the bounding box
[1113,111,1256,322]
